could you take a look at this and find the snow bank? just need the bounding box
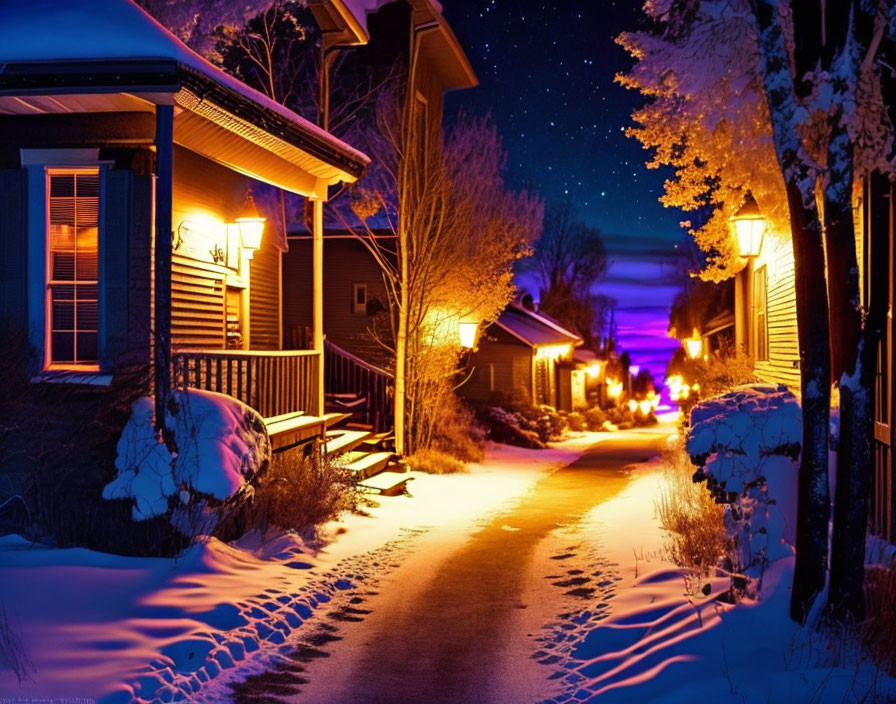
[103,390,270,530]
[686,384,800,583]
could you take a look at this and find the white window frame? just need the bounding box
[44,168,102,370]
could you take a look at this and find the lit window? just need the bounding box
[47,170,100,367]
[753,265,768,362]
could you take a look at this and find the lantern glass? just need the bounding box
[730,194,766,258]
[685,329,703,360]
[458,322,478,349]
[238,219,265,255]
[236,189,266,259]
[734,216,765,257]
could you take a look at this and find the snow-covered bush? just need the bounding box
[479,406,545,449]
[103,389,270,536]
[685,384,800,594]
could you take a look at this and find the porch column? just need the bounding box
[312,197,325,416]
[154,104,174,433]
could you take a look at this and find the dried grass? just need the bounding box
[406,448,467,475]
[863,564,896,674]
[251,450,359,533]
[655,436,727,577]
[0,600,34,685]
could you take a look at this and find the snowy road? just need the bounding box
[237,430,669,704]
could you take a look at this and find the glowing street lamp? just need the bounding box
[458,321,479,349]
[236,189,266,259]
[730,192,766,258]
[685,328,703,360]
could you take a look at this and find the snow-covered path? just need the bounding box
[240,430,669,703]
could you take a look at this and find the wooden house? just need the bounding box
[0,0,368,431]
[460,303,584,411]
[282,0,477,428]
[716,175,896,543]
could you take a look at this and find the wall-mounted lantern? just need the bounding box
[685,328,703,360]
[458,321,479,349]
[236,189,266,259]
[730,192,766,259]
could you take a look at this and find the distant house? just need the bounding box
[460,302,584,411]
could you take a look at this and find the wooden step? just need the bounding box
[359,471,414,496]
[340,451,394,479]
[321,412,353,429]
[324,429,373,457]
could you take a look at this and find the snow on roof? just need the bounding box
[494,304,582,348]
[0,0,370,171]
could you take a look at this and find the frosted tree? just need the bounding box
[620,0,896,622]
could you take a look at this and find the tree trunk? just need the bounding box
[750,0,833,624]
[787,182,833,624]
[828,172,889,621]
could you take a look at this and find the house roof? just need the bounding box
[493,304,583,349]
[310,0,477,91]
[0,0,370,196]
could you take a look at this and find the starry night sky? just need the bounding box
[441,0,687,383]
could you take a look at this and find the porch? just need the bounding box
[172,348,335,452]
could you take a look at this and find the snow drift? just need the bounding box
[103,389,270,532]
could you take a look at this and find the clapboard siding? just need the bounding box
[250,235,280,350]
[461,326,535,403]
[282,237,390,359]
[171,255,225,349]
[754,233,800,390]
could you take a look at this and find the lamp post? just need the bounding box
[730,193,767,358]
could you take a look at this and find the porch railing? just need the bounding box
[172,349,321,418]
[324,340,393,432]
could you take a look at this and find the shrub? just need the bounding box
[432,396,486,463]
[479,407,545,449]
[566,411,586,432]
[250,450,358,534]
[655,436,727,580]
[406,448,467,474]
[584,407,607,430]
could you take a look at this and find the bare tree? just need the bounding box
[334,86,542,454]
[522,201,608,348]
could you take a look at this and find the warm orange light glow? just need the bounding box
[536,344,572,361]
[584,362,604,379]
[236,189,265,259]
[666,374,691,402]
[730,193,766,258]
[685,329,703,360]
[639,399,652,416]
[628,399,638,412]
[607,379,624,399]
[458,322,478,349]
